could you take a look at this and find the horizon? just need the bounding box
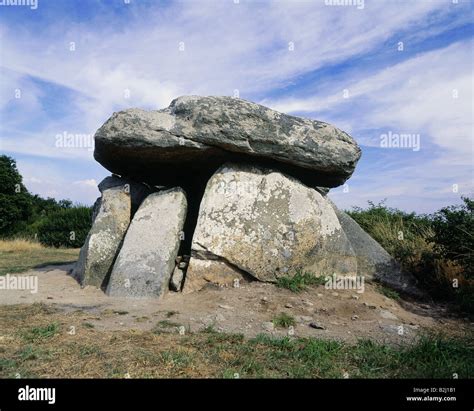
[0,0,472,213]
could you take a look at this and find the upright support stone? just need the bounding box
[72,175,149,288]
[183,163,357,292]
[106,188,187,298]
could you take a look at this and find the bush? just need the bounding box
[431,197,473,279]
[348,199,474,315]
[37,207,92,248]
[347,200,433,275]
[21,196,77,240]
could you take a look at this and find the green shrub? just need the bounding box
[37,207,92,248]
[348,200,433,266]
[431,197,473,279]
[0,193,33,236]
[348,199,474,315]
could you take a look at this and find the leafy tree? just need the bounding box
[0,154,93,245]
[0,155,33,236]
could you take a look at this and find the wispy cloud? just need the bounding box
[0,0,472,211]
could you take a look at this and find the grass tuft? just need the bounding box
[377,285,400,300]
[272,313,296,328]
[276,270,326,292]
[20,322,60,343]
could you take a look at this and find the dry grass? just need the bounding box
[0,239,79,276]
[0,238,44,252]
[0,304,234,378]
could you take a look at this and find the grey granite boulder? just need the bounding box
[106,188,187,298]
[72,176,150,288]
[185,163,357,290]
[331,204,421,296]
[94,96,361,188]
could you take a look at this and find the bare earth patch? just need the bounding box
[0,264,471,345]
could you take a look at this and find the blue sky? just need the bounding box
[0,0,472,213]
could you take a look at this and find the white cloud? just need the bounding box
[2,0,464,158]
[265,39,473,212]
[0,1,459,110]
[0,0,471,211]
[73,179,97,188]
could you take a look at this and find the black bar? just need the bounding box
[0,379,472,410]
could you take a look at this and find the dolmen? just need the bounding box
[72,96,419,298]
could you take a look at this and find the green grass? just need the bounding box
[200,332,474,378]
[272,313,296,328]
[159,350,193,368]
[20,323,60,343]
[377,285,400,300]
[276,270,327,292]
